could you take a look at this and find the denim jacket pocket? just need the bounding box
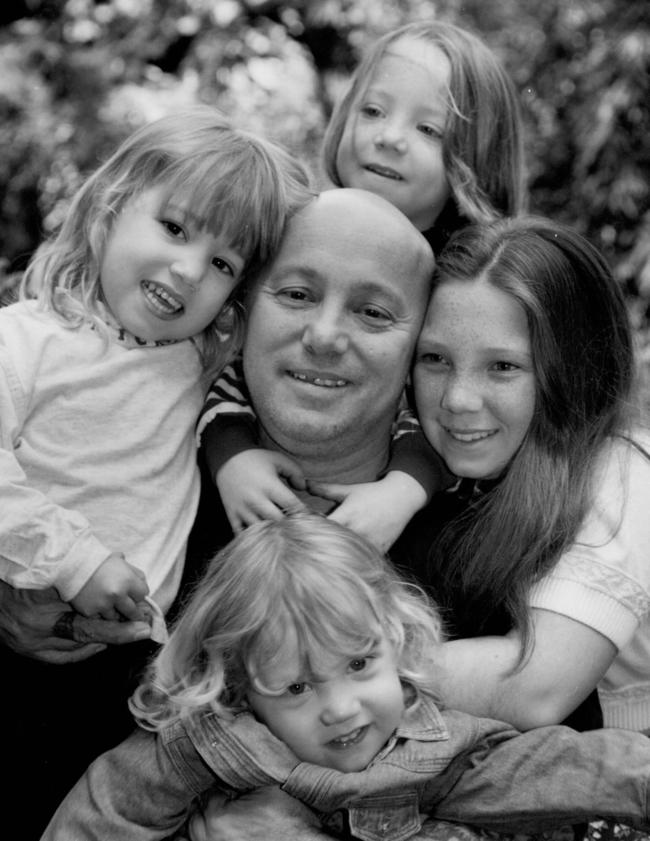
[349,790,421,841]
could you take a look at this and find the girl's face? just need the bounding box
[413,277,536,479]
[247,625,405,773]
[99,186,245,342]
[335,36,451,231]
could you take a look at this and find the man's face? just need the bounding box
[242,191,432,461]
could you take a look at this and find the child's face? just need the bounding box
[99,186,245,342]
[247,627,405,773]
[413,277,536,479]
[335,36,451,231]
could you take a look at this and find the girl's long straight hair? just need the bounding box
[322,20,527,251]
[422,216,636,652]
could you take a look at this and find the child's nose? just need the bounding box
[170,252,206,287]
[373,123,407,154]
[319,687,362,726]
[441,372,483,413]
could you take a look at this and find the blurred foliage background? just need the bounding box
[0,0,648,408]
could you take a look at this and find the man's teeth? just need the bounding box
[290,372,347,388]
[448,430,495,442]
[142,282,183,314]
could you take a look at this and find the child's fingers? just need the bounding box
[305,480,349,502]
[274,456,307,491]
[113,594,146,621]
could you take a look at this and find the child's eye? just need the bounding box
[418,123,443,139]
[161,219,185,238]
[212,256,235,277]
[349,658,367,673]
[360,103,383,119]
[418,351,447,366]
[287,683,307,696]
[492,361,520,373]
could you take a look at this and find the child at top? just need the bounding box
[197,20,526,549]
[0,105,311,624]
[43,513,650,841]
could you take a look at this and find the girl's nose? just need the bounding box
[373,123,407,154]
[302,312,349,356]
[440,373,483,413]
[319,687,362,726]
[170,252,205,287]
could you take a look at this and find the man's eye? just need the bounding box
[359,305,392,324]
[278,288,311,303]
[349,658,367,672]
[287,683,307,696]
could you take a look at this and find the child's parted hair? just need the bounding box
[21,105,313,374]
[425,216,635,649]
[131,513,444,731]
[322,20,526,249]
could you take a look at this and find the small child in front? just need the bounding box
[43,513,650,841]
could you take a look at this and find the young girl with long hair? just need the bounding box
[198,19,526,550]
[0,104,312,837]
[406,215,650,733]
[43,514,650,841]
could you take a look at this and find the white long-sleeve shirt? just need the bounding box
[0,300,208,612]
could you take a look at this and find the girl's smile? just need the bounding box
[99,186,244,342]
[335,35,451,231]
[414,276,536,479]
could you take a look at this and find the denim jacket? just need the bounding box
[42,697,650,841]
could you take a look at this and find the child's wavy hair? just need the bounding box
[21,105,313,375]
[422,216,637,653]
[131,513,444,731]
[322,20,526,250]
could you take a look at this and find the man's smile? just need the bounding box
[288,370,349,388]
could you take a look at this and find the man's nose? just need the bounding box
[440,372,483,413]
[302,311,349,355]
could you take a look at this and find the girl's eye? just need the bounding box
[418,124,442,139]
[492,361,519,373]
[418,351,446,365]
[212,256,234,277]
[360,103,383,119]
[349,658,367,673]
[287,683,307,696]
[161,220,185,238]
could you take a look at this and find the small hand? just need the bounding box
[0,581,152,663]
[216,449,307,532]
[70,552,150,620]
[310,470,428,552]
[187,787,327,841]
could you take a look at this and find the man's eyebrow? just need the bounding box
[265,265,321,283]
